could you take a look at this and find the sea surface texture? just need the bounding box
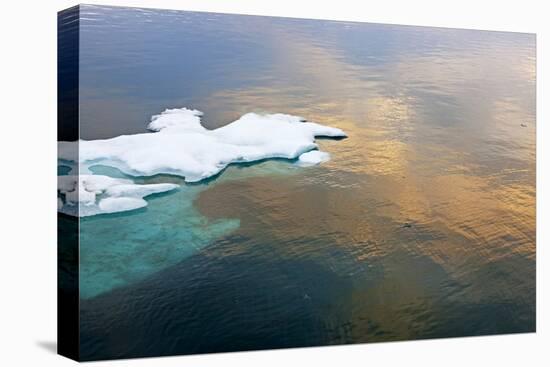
[71,5,535,360]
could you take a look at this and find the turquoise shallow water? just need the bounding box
[78,162,305,298]
[78,183,238,299]
[64,4,537,360]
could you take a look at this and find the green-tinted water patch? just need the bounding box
[79,184,239,299]
[79,166,238,299]
[79,159,309,299]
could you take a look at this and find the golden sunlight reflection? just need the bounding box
[196,24,535,303]
[75,7,537,352]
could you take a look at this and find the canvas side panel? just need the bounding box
[57,5,80,361]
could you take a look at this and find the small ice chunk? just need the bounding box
[98,197,147,214]
[298,150,331,166]
[146,108,205,132]
[57,174,178,217]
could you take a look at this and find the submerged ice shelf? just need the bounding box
[58,107,346,216]
[77,181,241,299]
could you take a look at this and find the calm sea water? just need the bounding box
[74,5,535,360]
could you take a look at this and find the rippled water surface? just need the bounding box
[75,5,535,360]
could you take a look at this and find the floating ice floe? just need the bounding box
[58,174,179,217]
[297,150,331,166]
[59,108,346,182]
[58,107,346,216]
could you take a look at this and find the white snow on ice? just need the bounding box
[58,174,178,217]
[58,107,346,216]
[297,150,331,166]
[59,108,346,182]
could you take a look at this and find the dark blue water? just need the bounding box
[74,4,535,360]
